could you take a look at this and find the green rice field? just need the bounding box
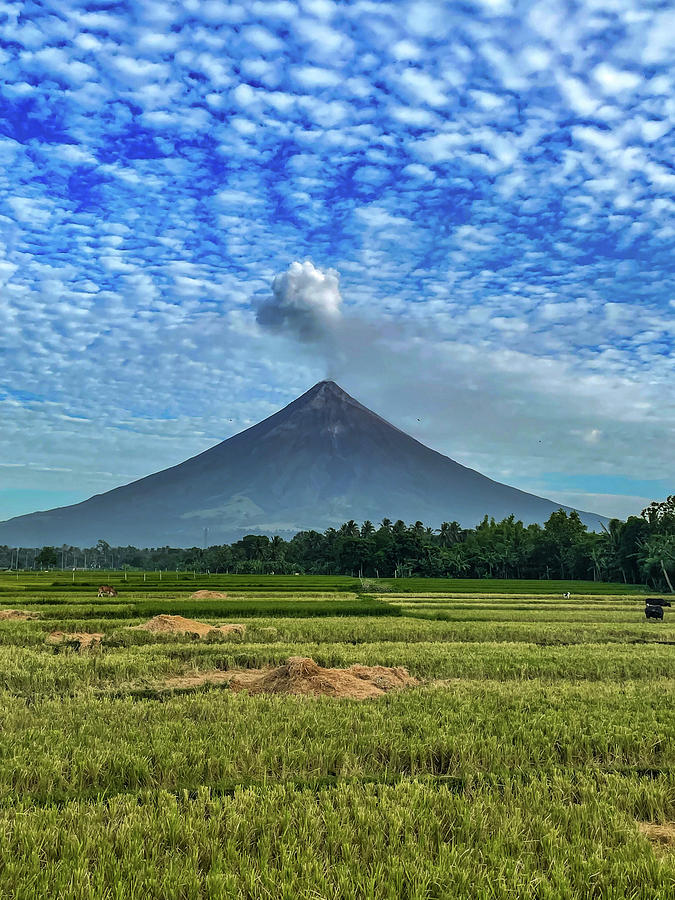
[0,572,673,898]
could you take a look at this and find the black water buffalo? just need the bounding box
[645,604,664,620]
[644,597,670,621]
[645,597,671,607]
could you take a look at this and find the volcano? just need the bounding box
[0,381,605,546]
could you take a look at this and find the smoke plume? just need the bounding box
[256,261,343,342]
[250,260,665,520]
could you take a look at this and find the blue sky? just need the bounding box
[0,0,673,525]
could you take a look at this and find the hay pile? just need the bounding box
[46,631,103,651]
[217,623,246,636]
[134,614,245,638]
[190,590,228,599]
[162,657,415,699]
[231,657,414,698]
[639,822,675,852]
[0,609,39,621]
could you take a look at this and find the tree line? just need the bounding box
[2,497,674,590]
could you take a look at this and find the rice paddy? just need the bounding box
[0,572,673,898]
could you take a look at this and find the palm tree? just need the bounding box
[270,536,285,569]
[640,535,675,592]
[446,546,469,577]
[589,544,607,582]
[439,521,463,547]
[340,520,359,537]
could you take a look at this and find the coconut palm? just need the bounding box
[640,534,675,592]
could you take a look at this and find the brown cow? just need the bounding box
[97,585,118,598]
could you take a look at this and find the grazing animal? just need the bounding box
[645,604,664,621]
[645,597,671,607]
[562,592,571,599]
[644,597,670,621]
[97,585,118,598]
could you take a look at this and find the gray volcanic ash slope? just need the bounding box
[0,381,606,546]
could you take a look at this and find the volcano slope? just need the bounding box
[0,380,605,546]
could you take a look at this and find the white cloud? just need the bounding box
[294,18,348,54]
[111,56,170,81]
[355,206,410,228]
[405,2,450,38]
[413,132,465,163]
[402,163,434,180]
[292,65,341,88]
[389,105,436,127]
[558,75,598,116]
[23,47,96,82]
[548,492,650,521]
[641,119,670,143]
[242,25,283,53]
[642,10,675,65]
[398,68,446,107]
[6,196,52,226]
[593,63,641,94]
[391,40,421,61]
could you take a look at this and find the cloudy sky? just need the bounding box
[0,0,673,525]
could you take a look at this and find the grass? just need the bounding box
[2,642,675,696]
[1,778,672,900]
[7,597,397,620]
[2,572,648,594]
[1,680,673,800]
[0,572,672,898]
[378,577,649,595]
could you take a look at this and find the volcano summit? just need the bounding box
[0,381,605,546]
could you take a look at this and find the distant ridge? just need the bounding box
[0,381,606,546]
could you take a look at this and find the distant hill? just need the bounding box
[0,381,606,546]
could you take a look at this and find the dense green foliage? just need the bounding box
[16,597,399,621]
[3,495,674,590]
[0,573,673,897]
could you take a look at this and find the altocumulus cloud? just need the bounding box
[0,0,673,521]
